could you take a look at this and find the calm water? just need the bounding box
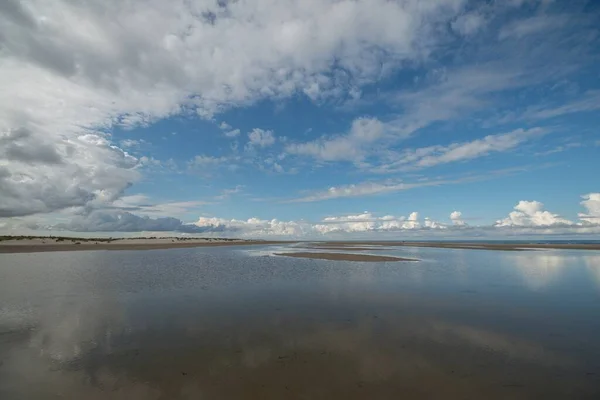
[1,245,600,399]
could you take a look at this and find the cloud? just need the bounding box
[495,201,573,227]
[1,0,476,218]
[110,195,210,218]
[450,211,466,226]
[247,128,275,148]
[579,193,600,225]
[523,90,600,120]
[224,129,241,138]
[371,128,545,173]
[498,15,568,40]
[194,216,307,237]
[54,210,226,233]
[14,192,600,238]
[0,129,139,218]
[214,185,244,201]
[288,169,520,202]
[451,12,486,36]
[314,211,436,234]
[286,117,387,162]
[0,0,596,221]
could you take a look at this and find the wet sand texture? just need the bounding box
[274,252,417,262]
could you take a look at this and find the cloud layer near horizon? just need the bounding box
[7,193,597,239]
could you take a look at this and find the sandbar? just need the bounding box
[274,252,417,262]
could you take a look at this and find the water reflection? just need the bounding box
[584,255,600,289]
[1,247,599,399]
[510,252,568,290]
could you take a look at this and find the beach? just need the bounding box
[0,237,292,253]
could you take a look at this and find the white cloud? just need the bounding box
[579,193,600,225]
[194,216,308,237]
[495,201,573,227]
[247,128,276,148]
[371,128,545,174]
[450,211,466,226]
[411,128,545,169]
[219,122,232,130]
[224,129,241,138]
[286,117,387,162]
[523,90,600,120]
[314,211,445,233]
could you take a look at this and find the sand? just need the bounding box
[274,252,417,262]
[0,237,292,254]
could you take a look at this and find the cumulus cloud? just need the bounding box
[16,192,600,237]
[194,217,307,237]
[450,211,466,226]
[579,193,600,225]
[192,211,446,237]
[495,201,573,227]
[0,128,139,218]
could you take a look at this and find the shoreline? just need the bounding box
[0,238,293,254]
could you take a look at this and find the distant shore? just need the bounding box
[0,237,292,254]
[314,241,600,251]
[2,236,600,254]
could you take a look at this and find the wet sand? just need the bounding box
[275,252,417,262]
[1,246,600,398]
[316,241,600,251]
[298,246,388,251]
[0,237,292,253]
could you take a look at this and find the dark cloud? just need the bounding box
[0,128,63,165]
[55,211,232,233]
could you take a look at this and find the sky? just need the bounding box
[1,0,599,239]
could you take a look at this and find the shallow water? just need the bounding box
[1,245,599,399]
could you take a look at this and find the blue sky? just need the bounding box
[1,0,599,238]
